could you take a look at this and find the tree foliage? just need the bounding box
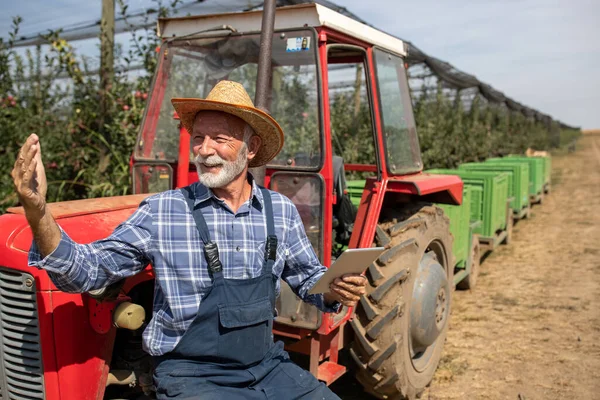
[413,84,580,169]
[0,6,580,213]
[0,2,179,213]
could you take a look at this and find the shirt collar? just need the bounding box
[193,173,263,211]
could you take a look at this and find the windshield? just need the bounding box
[373,48,422,175]
[136,29,321,168]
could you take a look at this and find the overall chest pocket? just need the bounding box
[217,297,274,365]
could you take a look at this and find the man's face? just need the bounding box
[191,111,249,188]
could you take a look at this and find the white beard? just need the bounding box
[194,143,248,188]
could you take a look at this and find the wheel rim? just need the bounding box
[409,240,450,372]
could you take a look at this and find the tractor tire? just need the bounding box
[350,203,453,399]
[456,235,480,291]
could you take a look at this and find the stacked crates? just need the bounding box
[459,162,530,219]
[426,169,510,250]
[508,154,551,193]
[487,157,544,202]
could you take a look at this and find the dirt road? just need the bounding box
[333,134,600,399]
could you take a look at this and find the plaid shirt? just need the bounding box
[29,179,336,356]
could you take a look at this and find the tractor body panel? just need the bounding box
[0,197,155,400]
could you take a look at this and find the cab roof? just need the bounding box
[157,3,407,57]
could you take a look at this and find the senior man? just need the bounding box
[12,80,367,399]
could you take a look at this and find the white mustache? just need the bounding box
[194,155,224,167]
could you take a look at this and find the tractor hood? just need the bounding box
[2,194,151,257]
[0,194,152,291]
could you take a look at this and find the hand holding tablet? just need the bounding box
[309,247,385,295]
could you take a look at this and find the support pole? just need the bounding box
[100,0,115,124]
[249,0,277,186]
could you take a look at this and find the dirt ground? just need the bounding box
[333,134,600,399]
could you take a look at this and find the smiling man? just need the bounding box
[13,80,367,399]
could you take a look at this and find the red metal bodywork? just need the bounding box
[0,21,463,400]
[0,197,152,400]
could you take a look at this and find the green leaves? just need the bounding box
[413,85,577,170]
[0,1,181,213]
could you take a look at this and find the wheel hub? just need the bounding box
[410,251,450,355]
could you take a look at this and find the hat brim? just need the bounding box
[171,98,284,168]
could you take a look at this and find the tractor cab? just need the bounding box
[132,3,462,391]
[134,3,427,258]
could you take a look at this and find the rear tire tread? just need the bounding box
[368,339,398,371]
[369,269,410,304]
[389,217,426,238]
[350,318,379,356]
[352,203,453,400]
[377,238,418,266]
[366,304,401,340]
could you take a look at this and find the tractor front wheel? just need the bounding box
[350,204,453,399]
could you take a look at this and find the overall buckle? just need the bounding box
[204,241,223,273]
[265,235,278,261]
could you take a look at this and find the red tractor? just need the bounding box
[0,4,463,399]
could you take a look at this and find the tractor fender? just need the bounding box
[348,173,463,250]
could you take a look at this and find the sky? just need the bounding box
[1,0,599,129]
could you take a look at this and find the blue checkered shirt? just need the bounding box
[29,179,336,356]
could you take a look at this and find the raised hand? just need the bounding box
[11,134,48,220]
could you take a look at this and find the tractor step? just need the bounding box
[318,361,346,386]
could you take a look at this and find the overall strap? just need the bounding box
[259,187,277,275]
[181,186,223,274]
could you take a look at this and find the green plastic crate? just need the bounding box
[436,185,472,269]
[347,180,366,208]
[427,169,509,239]
[460,162,529,212]
[543,156,551,185]
[507,154,551,186]
[487,156,544,196]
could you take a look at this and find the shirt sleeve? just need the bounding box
[28,199,154,293]
[281,204,341,314]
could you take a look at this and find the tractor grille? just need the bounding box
[0,267,45,399]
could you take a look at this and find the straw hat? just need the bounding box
[171,81,284,167]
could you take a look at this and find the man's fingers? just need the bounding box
[341,274,368,286]
[332,279,366,296]
[16,134,38,162]
[21,157,37,186]
[23,144,38,171]
[20,145,38,181]
[331,286,361,302]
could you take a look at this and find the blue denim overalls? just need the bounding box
[152,186,339,400]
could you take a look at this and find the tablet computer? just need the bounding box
[308,247,385,294]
